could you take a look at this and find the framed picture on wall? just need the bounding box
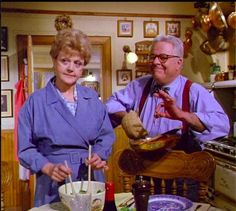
[143,21,159,38]
[117,20,133,37]
[1,55,9,82]
[165,21,181,37]
[116,69,132,85]
[135,70,150,78]
[1,89,13,118]
[1,27,8,51]
[81,81,100,95]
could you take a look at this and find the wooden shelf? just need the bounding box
[201,80,236,89]
[135,40,152,73]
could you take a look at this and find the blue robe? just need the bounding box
[18,78,115,206]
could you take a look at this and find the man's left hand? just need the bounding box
[154,90,183,120]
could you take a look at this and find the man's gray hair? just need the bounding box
[152,35,184,58]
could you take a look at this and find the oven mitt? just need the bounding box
[121,110,148,139]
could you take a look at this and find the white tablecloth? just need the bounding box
[29,192,223,211]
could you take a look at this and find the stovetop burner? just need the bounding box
[216,137,236,147]
[204,137,236,160]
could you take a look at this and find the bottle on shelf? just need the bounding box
[102,182,117,211]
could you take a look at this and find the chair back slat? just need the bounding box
[114,150,216,202]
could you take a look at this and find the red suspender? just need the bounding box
[139,78,153,116]
[182,79,192,133]
[138,78,192,133]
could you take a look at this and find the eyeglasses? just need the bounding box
[149,54,180,64]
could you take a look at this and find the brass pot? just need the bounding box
[227,11,236,29]
[200,40,217,55]
[210,34,228,51]
[200,14,212,32]
[209,2,228,30]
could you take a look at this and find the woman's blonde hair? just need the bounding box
[50,29,91,65]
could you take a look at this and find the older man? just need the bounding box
[106,35,229,201]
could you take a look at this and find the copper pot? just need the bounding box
[209,2,228,30]
[200,14,212,32]
[200,40,216,55]
[227,11,236,29]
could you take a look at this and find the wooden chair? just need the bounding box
[114,149,216,203]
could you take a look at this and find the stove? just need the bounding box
[204,137,236,160]
[204,137,236,209]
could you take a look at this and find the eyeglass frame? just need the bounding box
[149,53,180,64]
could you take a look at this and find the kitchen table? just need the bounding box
[29,192,223,211]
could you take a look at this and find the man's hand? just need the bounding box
[121,110,148,139]
[154,90,183,120]
[154,90,206,132]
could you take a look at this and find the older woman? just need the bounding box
[18,29,115,206]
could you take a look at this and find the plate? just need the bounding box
[148,194,193,211]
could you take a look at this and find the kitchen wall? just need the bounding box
[1,2,233,129]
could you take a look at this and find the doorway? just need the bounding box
[16,35,112,102]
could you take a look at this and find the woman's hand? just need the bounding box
[42,162,72,182]
[85,153,109,171]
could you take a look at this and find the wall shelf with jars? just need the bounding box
[135,40,152,71]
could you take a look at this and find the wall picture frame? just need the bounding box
[81,81,100,95]
[143,21,159,38]
[116,69,132,85]
[1,27,8,52]
[1,55,9,82]
[1,89,13,118]
[135,70,150,78]
[117,20,133,37]
[166,21,181,37]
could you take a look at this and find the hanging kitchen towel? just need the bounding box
[14,63,30,180]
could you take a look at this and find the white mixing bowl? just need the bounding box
[58,181,105,211]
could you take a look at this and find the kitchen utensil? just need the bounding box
[64,160,76,195]
[200,14,212,32]
[209,2,228,30]
[129,132,181,152]
[118,196,134,207]
[227,11,236,29]
[87,144,92,194]
[200,40,217,55]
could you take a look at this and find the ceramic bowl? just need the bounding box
[58,181,105,211]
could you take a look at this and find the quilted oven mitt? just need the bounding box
[121,110,148,139]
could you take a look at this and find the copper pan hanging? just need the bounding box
[227,11,236,29]
[200,40,217,55]
[209,2,228,30]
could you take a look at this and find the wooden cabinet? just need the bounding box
[135,40,152,72]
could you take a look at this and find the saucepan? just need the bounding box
[129,128,181,152]
[208,2,228,30]
[200,14,212,32]
[227,11,236,29]
[200,40,217,55]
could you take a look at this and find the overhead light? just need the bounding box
[121,45,138,69]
